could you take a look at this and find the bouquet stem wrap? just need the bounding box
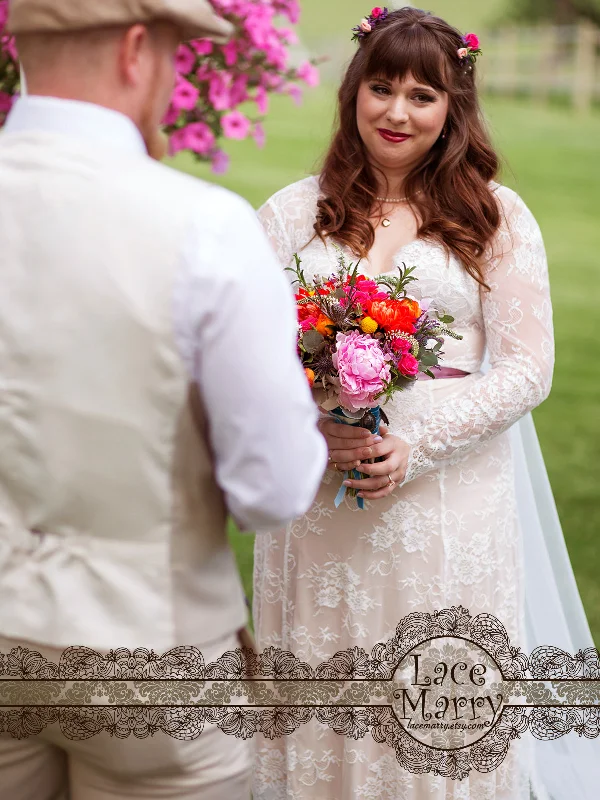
[329,406,383,510]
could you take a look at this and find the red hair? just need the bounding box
[315,7,500,289]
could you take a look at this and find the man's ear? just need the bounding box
[118,23,150,88]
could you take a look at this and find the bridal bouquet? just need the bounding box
[288,250,462,508]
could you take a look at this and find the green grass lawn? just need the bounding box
[170,83,600,643]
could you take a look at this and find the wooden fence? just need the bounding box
[308,20,600,112]
[480,21,600,111]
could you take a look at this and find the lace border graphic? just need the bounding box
[1,606,598,781]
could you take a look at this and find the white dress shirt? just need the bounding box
[3,96,327,532]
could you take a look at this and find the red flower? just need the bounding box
[398,353,419,377]
[390,337,412,354]
[297,301,320,322]
[400,298,421,320]
[463,33,480,50]
[371,7,384,18]
[368,299,416,334]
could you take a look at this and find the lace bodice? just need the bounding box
[258,175,554,485]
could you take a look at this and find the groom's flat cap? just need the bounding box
[8,0,234,43]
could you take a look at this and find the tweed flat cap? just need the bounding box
[8,0,234,43]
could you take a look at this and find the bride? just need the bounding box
[252,7,596,800]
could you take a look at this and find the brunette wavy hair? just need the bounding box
[315,7,501,289]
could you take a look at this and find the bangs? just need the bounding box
[364,24,450,92]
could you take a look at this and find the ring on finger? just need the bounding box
[387,474,395,487]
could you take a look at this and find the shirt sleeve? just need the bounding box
[174,187,327,531]
[396,187,555,486]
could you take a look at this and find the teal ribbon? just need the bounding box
[330,406,382,510]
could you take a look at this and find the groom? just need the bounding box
[0,1,327,798]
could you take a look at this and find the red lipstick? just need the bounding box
[378,129,412,143]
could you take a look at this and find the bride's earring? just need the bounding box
[441,125,448,140]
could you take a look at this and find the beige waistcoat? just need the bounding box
[0,131,247,650]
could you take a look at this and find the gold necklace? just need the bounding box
[377,191,423,227]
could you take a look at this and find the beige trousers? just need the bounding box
[0,632,251,800]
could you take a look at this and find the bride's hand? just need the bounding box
[317,416,383,472]
[342,424,412,499]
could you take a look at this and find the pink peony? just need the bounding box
[398,353,420,377]
[359,19,372,33]
[296,61,320,88]
[457,47,468,59]
[221,110,251,140]
[333,330,391,413]
[371,7,384,18]
[463,33,480,50]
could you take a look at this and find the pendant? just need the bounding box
[382,218,391,227]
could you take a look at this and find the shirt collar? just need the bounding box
[3,96,148,156]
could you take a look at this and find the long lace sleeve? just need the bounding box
[398,186,555,486]
[257,176,321,273]
[257,197,296,267]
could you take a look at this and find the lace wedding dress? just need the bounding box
[251,176,586,800]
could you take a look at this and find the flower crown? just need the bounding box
[351,6,389,42]
[458,33,482,67]
[351,10,483,69]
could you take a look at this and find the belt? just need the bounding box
[417,367,470,381]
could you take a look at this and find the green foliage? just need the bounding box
[374,263,419,299]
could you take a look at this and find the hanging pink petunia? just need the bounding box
[0,0,321,171]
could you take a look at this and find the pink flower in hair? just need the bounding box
[371,7,384,18]
[359,19,372,33]
[463,33,480,50]
[457,48,468,59]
